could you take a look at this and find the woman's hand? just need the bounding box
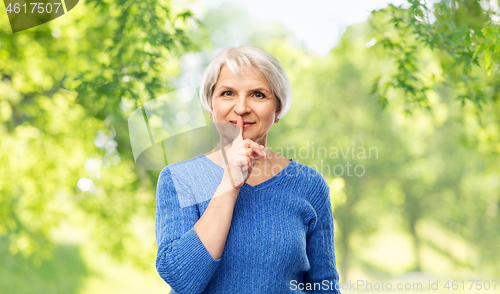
[221,115,266,189]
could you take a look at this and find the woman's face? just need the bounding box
[210,64,279,145]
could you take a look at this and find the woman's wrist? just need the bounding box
[214,168,246,199]
[219,170,240,192]
[210,174,239,208]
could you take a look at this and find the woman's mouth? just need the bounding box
[229,121,256,128]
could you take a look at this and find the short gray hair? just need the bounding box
[199,45,292,120]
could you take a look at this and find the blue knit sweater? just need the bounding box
[155,154,341,293]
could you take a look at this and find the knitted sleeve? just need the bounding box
[155,166,221,294]
[303,176,341,293]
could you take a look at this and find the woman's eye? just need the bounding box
[254,92,266,98]
[222,91,232,97]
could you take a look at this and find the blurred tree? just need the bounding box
[370,1,500,152]
[368,1,500,275]
[271,13,500,279]
[0,0,200,268]
[372,0,500,109]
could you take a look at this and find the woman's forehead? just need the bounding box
[221,63,262,77]
[217,65,269,85]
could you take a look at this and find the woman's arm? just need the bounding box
[193,170,239,260]
[303,178,342,294]
[155,167,224,294]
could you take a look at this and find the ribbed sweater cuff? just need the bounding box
[168,227,221,292]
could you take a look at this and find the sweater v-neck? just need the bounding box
[198,153,295,192]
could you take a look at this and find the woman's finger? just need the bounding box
[242,139,266,158]
[235,115,244,141]
[244,147,262,159]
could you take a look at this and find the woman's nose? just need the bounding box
[233,97,250,115]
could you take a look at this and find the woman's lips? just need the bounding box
[229,121,255,128]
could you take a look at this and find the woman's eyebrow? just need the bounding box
[250,87,271,94]
[217,85,271,93]
[216,85,235,91]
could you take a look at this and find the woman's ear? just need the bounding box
[209,99,213,119]
[274,100,282,122]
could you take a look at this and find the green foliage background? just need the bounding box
[1,0,499,293]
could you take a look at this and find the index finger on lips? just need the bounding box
[237,115,244,139]
[231,115,244,145]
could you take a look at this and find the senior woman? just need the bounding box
[155,45,341,293]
